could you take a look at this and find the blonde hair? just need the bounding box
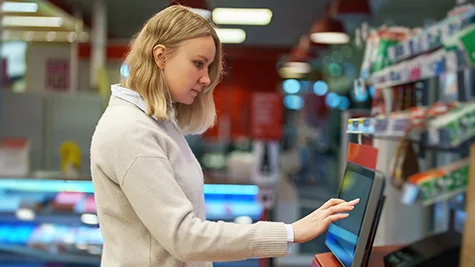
[123,5,223,135]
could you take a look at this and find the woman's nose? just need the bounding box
[200,74,211,86]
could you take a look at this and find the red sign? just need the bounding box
[46,58,69,92]
[250,92,283,140]
[347,142,378,170]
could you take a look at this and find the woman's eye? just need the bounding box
[194,61,204,68]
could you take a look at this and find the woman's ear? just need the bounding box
[152,44,167,69]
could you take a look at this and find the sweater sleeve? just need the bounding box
[120,156,288,262]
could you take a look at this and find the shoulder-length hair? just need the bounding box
[123,5,223,135]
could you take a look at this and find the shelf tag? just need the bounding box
[401,182,420,205]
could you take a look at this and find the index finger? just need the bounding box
[346,198,360,206]
[320,198,345,210]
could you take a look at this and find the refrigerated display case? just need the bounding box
[0,177,265,267]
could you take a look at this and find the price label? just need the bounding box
[428,128,440,145]
[401,183,420,205]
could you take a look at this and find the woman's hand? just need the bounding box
[291,198,359,243]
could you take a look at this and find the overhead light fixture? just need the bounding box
[2,2,39,13]
[212,8,273,25]
[311,32,350,44]
[278,35,312,79]
[215,28,246,44]
[278,62,311,79]
[3,16,63,27]
[310,17,349,44]
[329,0,372,17]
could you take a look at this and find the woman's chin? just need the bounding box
[181,98,195,105]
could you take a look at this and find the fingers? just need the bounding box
[320,198,346,210]
[320,198,360,211]
[325,202,355,216]
[346,198,360,206]
[325,213,350,224]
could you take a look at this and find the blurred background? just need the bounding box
[1,0,475,266]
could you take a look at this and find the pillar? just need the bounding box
[90,0,107,90]
[70,11,82,93]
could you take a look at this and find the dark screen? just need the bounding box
[325,165,374,267]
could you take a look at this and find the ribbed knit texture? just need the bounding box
[90,96,288,267]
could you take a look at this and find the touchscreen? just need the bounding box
[325,166,374,267]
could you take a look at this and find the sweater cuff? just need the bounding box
[250,222,288,258]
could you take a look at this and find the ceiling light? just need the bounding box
[310,17,349,44]
[215,28,246,44]
[328,0,372,17]
[279,67,306,79]
[2,2,38,13]
[310,32,350,44]
[212,8,273,25]
[283,62,311,74]
[3,16,63,27]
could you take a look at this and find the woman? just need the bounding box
[90,5,358,267]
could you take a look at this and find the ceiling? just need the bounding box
[51,0,333,47]
[49,0,461,47]
[12,0,465,47]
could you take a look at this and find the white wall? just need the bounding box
[26,42,122,92]
[26,43,71,92]
[78,60,122,90]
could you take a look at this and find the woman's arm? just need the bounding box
[120,155,288,262]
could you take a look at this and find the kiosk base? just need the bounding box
[312,245,402,267]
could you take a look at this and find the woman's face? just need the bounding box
[158,36,216,105]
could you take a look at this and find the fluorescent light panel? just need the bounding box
[2,1,38,13]
[310,32,350,44]
[3,16,63,27]
[215,28,246,44]
[213,8,273,25]
[278,62,311,79]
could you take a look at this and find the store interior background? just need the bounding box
[1,0,475,266]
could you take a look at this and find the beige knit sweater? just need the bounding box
[90,95,288,267]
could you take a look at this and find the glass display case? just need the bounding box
[0,177,264,267]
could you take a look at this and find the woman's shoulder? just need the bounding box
[92,99,177,156]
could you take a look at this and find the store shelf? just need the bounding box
[0,213,94,226]
[367,7,475,89]
[388,7,475,63]
[347,114,413,137]
[346,102,475,149]
[428,102,475,147]
[370,48,457,89]
[0,243,100,264]
[0,178,261,196]
[400,159,469,206]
